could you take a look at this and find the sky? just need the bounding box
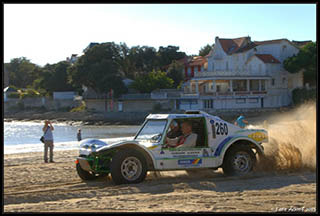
[4,4,316,67]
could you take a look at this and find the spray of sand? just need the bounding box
[256,101,316,173]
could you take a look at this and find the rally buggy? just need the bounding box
[76,111,268,185]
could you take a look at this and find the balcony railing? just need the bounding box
[198,91,267,97]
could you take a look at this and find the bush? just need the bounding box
[7,92,20,99]
[70,101,86,112]
[292,87,316,105]
[20,89,41,99]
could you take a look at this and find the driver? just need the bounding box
[167,120,182,139]
[166,121,197,148]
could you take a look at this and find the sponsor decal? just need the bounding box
[178,158,202,166]
[148,145,158,150]
[248,132,267,142]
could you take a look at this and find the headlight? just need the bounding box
[79,139,108,152]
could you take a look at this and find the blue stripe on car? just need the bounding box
[214,136,233,156]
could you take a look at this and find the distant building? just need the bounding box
[180,36,304,110]
[4,86,17,102]
[66,54,79,64]
[4,65,9,88]
[53,91,77,100]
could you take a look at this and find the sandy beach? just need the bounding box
[4,102,317,213]
[4,150,316,213]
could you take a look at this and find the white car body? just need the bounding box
[78,111,268,172]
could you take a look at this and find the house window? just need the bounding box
[192,84,196,92]
[198,65,201,72]
[282,77,286,84]
[226,62,229,71]
[250,80,259,91]
[191,66,195,77]
[282,45,287,52]
[233,80,247,91]
[272,78,275,86]
[204,99,213,109]
[216,85,221,92]
[212,63,214,71]
[248,98,258,103]
[261,80,266,91]
[249,65,252,72]
[236,98,246,104]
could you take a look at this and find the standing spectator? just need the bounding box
[77,128,82,142]
[43,120,54,163]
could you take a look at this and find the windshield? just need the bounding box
[135,120,167,143]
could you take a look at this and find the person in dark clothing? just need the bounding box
[77,128,82,142]
[167,120,182,139]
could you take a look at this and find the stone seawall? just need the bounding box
[4,106,288,126]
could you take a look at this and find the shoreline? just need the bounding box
[3,107,292,126]
[4,110,143,126]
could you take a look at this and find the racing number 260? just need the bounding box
[215,122,228,135]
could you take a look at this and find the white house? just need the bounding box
[179,36,304,110]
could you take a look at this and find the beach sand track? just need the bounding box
[4,150,316,212]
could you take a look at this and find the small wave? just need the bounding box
[4,136,134,155]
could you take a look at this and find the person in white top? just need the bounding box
[43,120,54,163]
[166,121,197,148]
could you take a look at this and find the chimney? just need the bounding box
[215,36,219,45]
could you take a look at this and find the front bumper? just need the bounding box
[77,157,93,172]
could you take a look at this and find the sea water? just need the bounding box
[4,121,140,154]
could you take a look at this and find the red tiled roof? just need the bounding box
[254,54,280,64]
[218,37,301,55]
[254,39,289,45]
[189,56,207,66]
[219,37,250,55]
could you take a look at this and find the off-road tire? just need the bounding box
[76,163,98,181]
[222,146,256,176]
[110,149,147,185]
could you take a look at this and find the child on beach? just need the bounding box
[77,129,82,142]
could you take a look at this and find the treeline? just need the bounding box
[284,42,317,86]
[6,42,214,97]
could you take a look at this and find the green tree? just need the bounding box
[32,61,75,95]
[199,44,214,57]
[130,70,174,93]
[6,57,39,88]
[68,42,127,97]
[156,46,186,69]
[284,42,316,86]
[167,60,184,88]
